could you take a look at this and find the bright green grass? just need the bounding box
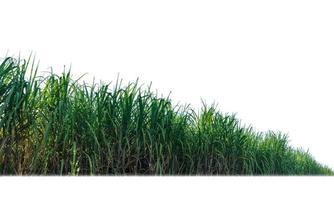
[0,56,333,175]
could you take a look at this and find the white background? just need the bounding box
[1,0,334,198]
[0,177,334,200]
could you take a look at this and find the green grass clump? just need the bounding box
[0,56,333,175]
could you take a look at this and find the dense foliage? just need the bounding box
[0,57,332,175]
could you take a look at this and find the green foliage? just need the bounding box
[0,56,333,175]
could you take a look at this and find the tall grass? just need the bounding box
[0,56,333,175]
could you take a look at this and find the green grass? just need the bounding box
[0,56,333,175]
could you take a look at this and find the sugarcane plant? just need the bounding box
[0,56,333,175]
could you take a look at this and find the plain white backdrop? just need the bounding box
[1,0,334,199]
